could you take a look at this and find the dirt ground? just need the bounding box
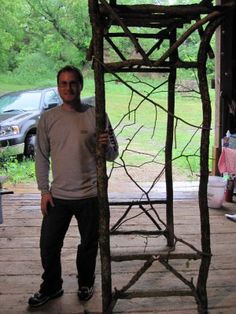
[108,163,195,183]
[107,163,197,194]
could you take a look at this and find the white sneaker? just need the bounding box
[225,214,236,222]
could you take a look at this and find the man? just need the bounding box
[28,65,118,307]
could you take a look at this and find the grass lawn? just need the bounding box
[0,73,216,184]
[104,74,215,180]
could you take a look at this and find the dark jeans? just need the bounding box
[39,197,99,294]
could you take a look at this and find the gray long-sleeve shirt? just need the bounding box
[35,104,118,200]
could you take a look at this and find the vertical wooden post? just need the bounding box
[197,16,223,313]
[88,1,112,312]
[165,30,177,248]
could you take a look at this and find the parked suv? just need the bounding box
[0,87,94,158]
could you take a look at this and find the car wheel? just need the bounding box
[24,134,36,158]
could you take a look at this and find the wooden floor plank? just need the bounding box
[0,185,236,313]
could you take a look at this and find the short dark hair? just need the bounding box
[57,65,84,89]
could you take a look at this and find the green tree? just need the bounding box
[0,0,25,71]
[24,0,91,68]
[0,0,214,79]
[0,0,91,75]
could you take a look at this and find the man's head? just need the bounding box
[57,65,84,107]
[57,65,83,89]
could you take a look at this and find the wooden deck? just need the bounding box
[0,183,236,314]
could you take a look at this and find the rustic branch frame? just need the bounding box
[88,1,226,313]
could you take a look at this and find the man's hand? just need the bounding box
[98,131,109,146]
[41,192,54,216]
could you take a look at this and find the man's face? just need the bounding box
[58,71,82,105]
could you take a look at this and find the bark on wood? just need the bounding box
[89,1,112,313]
[111,252,201,262]
[102,4,217,16]
[196,14,224,314]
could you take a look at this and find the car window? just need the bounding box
[44,90,61,106]
[0,92,42,113]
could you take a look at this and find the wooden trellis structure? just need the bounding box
[88,1,228,313]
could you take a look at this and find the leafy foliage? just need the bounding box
[0,149,35,184]
[0,0,92,78]
[0,0,25,71]
[0,0,215,79]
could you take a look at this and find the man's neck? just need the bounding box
[62,101,81,112]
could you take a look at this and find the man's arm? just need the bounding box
[35,114,54,215]
[35,115,50,194]
[105,117,119,161]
